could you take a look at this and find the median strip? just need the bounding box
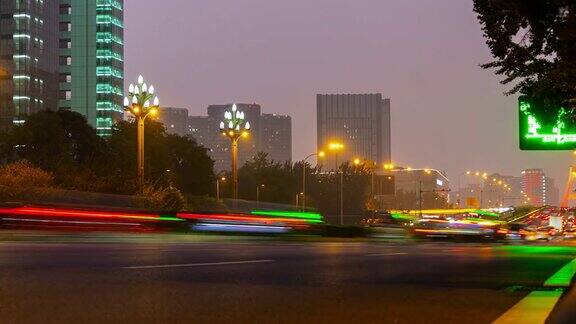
[123,259,274,269]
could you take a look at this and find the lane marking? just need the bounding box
[492,290,563,324]
[365,252,407,257]
[544,258,576,287]
[123,259,274,269]
[495,257,576,323]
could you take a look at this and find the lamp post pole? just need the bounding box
[216,176,226,201]
[219,104,250,203]
[302,152,324,211]
[256,184,264,208]
[123,75,160,194]
[232,138,239,200]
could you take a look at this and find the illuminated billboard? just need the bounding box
[519,97,576,150]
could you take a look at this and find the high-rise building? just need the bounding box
[521,169,559,206]
[158,107,189,136]
[260,113,291,163]
[0,0,124,135]
[188,115,210,147]
[0,0,60,128]
[59,0,125,136]
[317,94,391,169]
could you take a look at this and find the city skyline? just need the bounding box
[124,0,570,186]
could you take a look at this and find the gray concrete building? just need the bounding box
[260,113,291,163]
[158,107,189,136]
[317,94,391,169]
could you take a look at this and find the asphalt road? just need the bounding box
[1,236,576,323]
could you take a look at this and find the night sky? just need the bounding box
[125,0,572,191]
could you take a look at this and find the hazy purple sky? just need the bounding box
[125,0,572,189]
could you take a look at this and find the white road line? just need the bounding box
[123,259,274,269]
[365,252,408,257]
[492,290,563,324]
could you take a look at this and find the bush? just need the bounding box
[185,196,228,212]
[140,185,186,211]
[0,160,53,188]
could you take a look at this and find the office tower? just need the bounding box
[260,113,292,163]
[58,0,124,135]
[317,93,391,169]
[0,0,59,128]
[158,107,189,136]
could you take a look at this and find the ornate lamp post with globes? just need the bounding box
[219,104,250,200]
[123,75,160,193]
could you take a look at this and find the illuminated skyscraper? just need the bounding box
[0,0,60,128]
[58,0,124,135]
[317,94,391,169]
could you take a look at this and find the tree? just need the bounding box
[238,152,298,204]
[474,1,576,109]
[107,121,215,196]
[5,110,109,187]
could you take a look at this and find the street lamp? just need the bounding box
[301,151,324,211]
[219,104,250,201]
[327,141,344,225]
[256,184,265,208]
[216,176,226,201]
[123,75,160,193]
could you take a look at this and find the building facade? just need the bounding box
[260,113,291,163]
[521,169,559,206]
[317,94,391,169]
[158,107,189,136]
[59,0,124,136]
[188,115,210,147]
[0,0,60,128]
[0,0,124,134]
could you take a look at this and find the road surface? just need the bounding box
[1,235,576,323]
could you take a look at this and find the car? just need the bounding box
[535,226,559,240]
[564,227,576,239]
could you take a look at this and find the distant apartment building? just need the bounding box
[158,107,189,135]
[260,113,292,163]
[317,93,391,169]
[521,169,559,206]
[0,0,125,135]
[187,103,292,172]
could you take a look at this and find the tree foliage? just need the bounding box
[0,111,215,198]
[474,0,576,108]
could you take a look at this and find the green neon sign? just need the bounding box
[519,97,576,150]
